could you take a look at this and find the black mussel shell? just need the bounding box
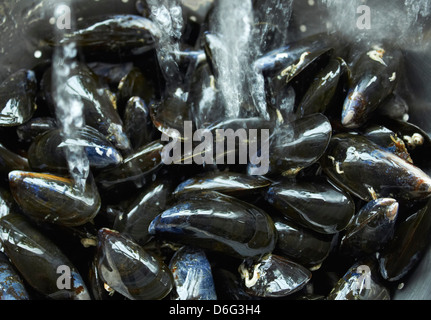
[378,198,431,282]
[95,228,173,300]
[327,261,390,300]
[28,126,122,174]
[253,33,335,78]
[95,139,164,189]
[321,133,431,202]
[113,176,175,245]
[362,124,412,163]
[117,67,155,115]
[238,254,312,298]
[341,198,398,257]
[123,96,156,151]
[0,251,30,300]
[0,213,91,299]
[42,63,132,153]
[272,214,335,268]
[0,69,37,127]
[0,143,30,179]
[256,113,332,177]
[341,44,402,128]
[296,57,349,118]
[265,178,355,234]
[173,170,271,199]
[8,171,101,227]
[148,191,277,259]
[16,117,57,143]
[54,15,162,60]
[169,246,217,300]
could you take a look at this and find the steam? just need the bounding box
[321,0,431,47]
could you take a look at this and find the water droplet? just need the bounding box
[34,50,42,58]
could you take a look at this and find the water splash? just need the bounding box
[52,2,89,192]
[210,0,270,120]
[146,0,184,91]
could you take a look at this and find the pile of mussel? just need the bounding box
[1,2,431,301]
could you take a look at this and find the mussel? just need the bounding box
[327,261,390,300]
[95,228,173,300]
[0,143,30,179]
[0,252,29,300]
[0,212,91,299]
[41,63,132,153]
[173,170,271,199]
[340,198,399,257]
[123,96,156,151]
[148,191,277,259]
[169,246,217,300]
[95,139,164,189]
[0,69,37,127]
[265,177,355,234]
[238,253,312,298]
[272,214,335,269]
[113,175,175,245]
[28,126,123,173]
[341,43,402,128]
[54,15,162,60]
[9,171,101,227]
[321,133,431,202]
[378,198,431,282]
[250,113,332,177]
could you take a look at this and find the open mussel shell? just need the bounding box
[8,171,101,227]
[272,214,335,269]
[321,133,431,202]
[168,246,217,300]
[173,170,271,199]
[0,69,37,127]
[0,212,91,300]
[327,261,390,300]
[341,43,403,128]
[376,118,431,175]
[265,178,355,234]
[340,198,399,258]
[378,198,431,282]
[0,251,30,300]
[95,228,173,300]
[255,113,332,177]
[148,191,277,259]
[28,126,122,174]
[238,253,312,298]
[362,124,412,163]
[95,139,164,189]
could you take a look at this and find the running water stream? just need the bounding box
[51,3,89,193]
[146,0,184,92]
